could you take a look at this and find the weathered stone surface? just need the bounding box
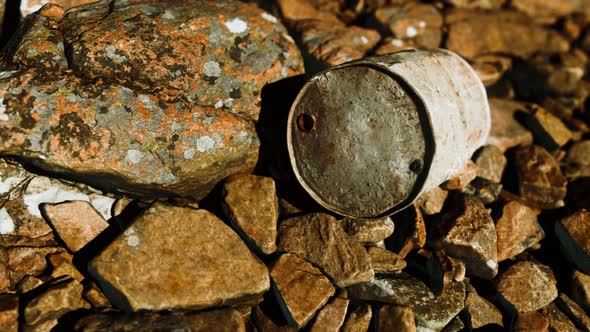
[398,204,427,258]
[542,302,579,332]
[472,54,513,86]
[277,213,373,287]
[89,203,269,311]
[497,261,558,312]
[514,145,567,209]
[74,309,246,332]
[442,316,466,332]
[377,305,416,332]
[426,250,466,294]
[42,201,108,252]
[566,140,590,178]
[339,217,394,244]
[277,0,341,24]
[222,175,278,255]
[252,305,297,332]
[496,201,544,261]
[375,3,443,49]
[3,245,62,293]
[349,275,465,331]
[17,275,47,294]
[557,210,590,274]
[83,282,110,310]
[558,293,590,331]
[47,252,83,281]
[511,0,590,23]
[445,0,505,9]
[526,106,573,151]
[0,293,18,332]
[463,177,503,204]
[270,253,335,328]
[465,288,503,328]
[473,145,506,183]
[443,161,477,190]
[24,277,89,328]
[416,186,448,215]
[572,271,590,314]
[0,0,303,200]
[515,311,549,332]
[487,99,534,152]
[310,297,349,332]
[342,303,371,332]
[367,246,406,274]
[437,195,498,279]
[20,0,98,17]
[445,10,569,59]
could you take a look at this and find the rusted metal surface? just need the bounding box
[287,48,490,219]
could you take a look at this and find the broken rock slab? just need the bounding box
[341,304,371,332]
[367,246,406,274]
[338,217,394,244]
[473,145,506,183]
[487,98,534,152]
[89,203,269,311]
[497,261,558,312]
[270,253,335,329]
[277,213,373,287]
[376,305,416,332]
[310,297,349,332]
[416,186,448,215]
[572,270,590,314]
[556,210,590,274]
[465,286,503,329]
[496,201,544,261]
[542,302,579,332]
[515,311,549,332]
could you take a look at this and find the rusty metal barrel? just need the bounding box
[287,48,490,219]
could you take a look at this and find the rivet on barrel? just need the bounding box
[287,48,491,219]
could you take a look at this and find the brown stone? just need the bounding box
[463,177,503,204]
[437,195,498,279]
[442,316,466,332]
[17,275,47,294]
[526,106,573,151]
[278,198,303,220]
[310,297,349,332]
[473,145,506,183]
[443,161,477,190]
[398,204,427,258]
[416,186,448,215]
[252,305,297,332]
[338,217,394,244]
[74,309,246,332]
[342,304,372,332]
[472,55,513,86]
[496,201,544,261]
[47,252,83,281]
[277,213,373,287]
[465,288,503,328]
[566,140,590,178]
[542,302,579,332]
[349,275,465,331]
[0,293,18,332]
[515,311,549,332]
[20,0,98,17]
[445,0,505,9]
[89,203,269,311]
[373,37,414,55]
[497,261,558,312]
[277,0,341,23]
[42,201,108,252]
[222,175,279,255]
[445,10,569,60]
[558,293,590,331]
[375,3,443,49]
[426,250,466,294]
[377,305,416,332]
[572,271,590,314]
[24,277,89,327]
[367,246,406,274]
[270,253,335,328]
[557,210,590,274]
[83,282,110,310]
[514,145,567,209]
[487,99,534,152]
[5,246,62,292]
[511,0,590,24]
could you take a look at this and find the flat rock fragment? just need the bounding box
[487,99,534,152]
[376,305,416,332]
[416,186,448,215]
[341,304,371,332]
[222,175,279,254]
[0,293,18,332]
[310,297,349,332]
[47,252,83,281]
[252,305,297,332]
[338,217,394,244]
[42,201,108,252]
[443,161,477,190]
[542,302,579,332]
[473,145,506,183]
[270,253,335,328]
[515,311,549,332]
[558,293,590,331]
[556,210,590,274]
[496,201,544,261]
[497,261,557,312]
[89,204,269,311]
[4,245,62,292]
[463,177,502,204]
[442,317,465,332]
[526,106,573,151]
[565,140,590,178]
[572,271,590,313]
[465,288,503,328]
[367,246,406,274]
[277,213,373,287]
[375,3,443,48]
[20,0,98,17]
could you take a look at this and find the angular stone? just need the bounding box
[338,217,394,244]
[222,175,279,255]
[342,304,372,332]
[511,0,590,24]
[277,213,373,287]
[542,302,579,332]
[426,250,466,294]
[0,0,303,200]
[445,0,505,9]
[556,210,590,274]
[416,186,448,215]
[473,145,506,183]
[42,201,108,252]
[277,0,341,24]
[496,201,544,261]
[497,261,557,312]
[310,297,349,332]
[4,246,62,292]
[515,311,549,332]
[472,54,513,86]
[349,275,465,331]
[514,145,567,209]
[558,293,590,331]
[442,316,466,332]
[47,252,83,281]
[17,275,47,294]
[367,246,406,274]
[376,305,416,332]
[443,161,477,190]
[375,3,443,48]
[252,305,297,332]
[0,293,18,332]
[24,277,89,327]
[89,203,269,311]
[83,282,110,310]
[270,253,335,328]
[487,99,534,152]
[463,177,503,204]
[398,204,427,258]
[465,288,503,328]
[437,195,498,279]
[445,10,569,59]
[20,0,98,17]
[572,271,590,314]
[74,309,246,332]
[526,106,573,151]
[566,140,590,178]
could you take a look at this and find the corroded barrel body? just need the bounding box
[287,48,490,219]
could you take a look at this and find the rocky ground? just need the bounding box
[1,0,590,331]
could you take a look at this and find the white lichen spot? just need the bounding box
[391,38,404,47]
[23,177,89,218]
[127,235,140,247]
[282,33,295,44]
[486,259,497,269]
[196,136,215,152]
[370,279,395,296]
[184,148,195,160]
[281,67,289,78]
[161,10,175,20]
[224,18,248,34]
[126,149,144,164]
[0,176,24,194]
[416,327,437,332]
[360,36,369,44]
[406,26,418,38]
[261,12,278,23]
[0,98,8,121]
[91,197,115,220]
[223,98,234,107]
[105,45,126,64]
[418,20,427,28]
[0,208,15,234]
[214,100,224,109]
[203,61,221,77]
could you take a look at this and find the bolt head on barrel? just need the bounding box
[287,49,490,219]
